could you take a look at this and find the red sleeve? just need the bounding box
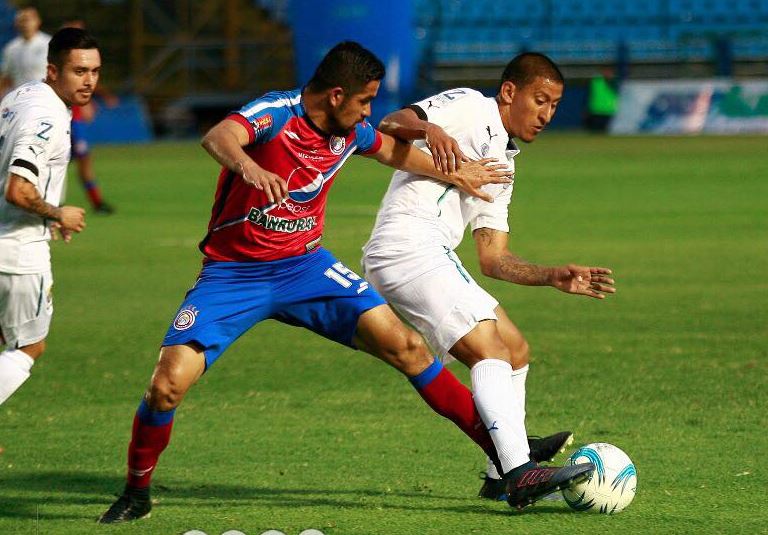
[225,113,255,145]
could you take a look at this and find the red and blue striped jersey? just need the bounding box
[199,89,382,262]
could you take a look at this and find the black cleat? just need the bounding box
[98,489,151,524]
[505,461,595,510]
[94,201,115,215]
[478,472,508,501]
[478,432,575,501]
[528,431,574,463]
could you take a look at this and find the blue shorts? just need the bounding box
[162,248,386,369]
[71,119,89,158]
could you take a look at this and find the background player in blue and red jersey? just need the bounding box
[71,102,115,213]
[100,42,517,524]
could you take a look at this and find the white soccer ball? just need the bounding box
[562,442,637,514]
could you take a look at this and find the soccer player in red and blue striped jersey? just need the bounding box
[99,41,513,523]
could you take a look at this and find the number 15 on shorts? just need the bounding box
[324,262,369,294]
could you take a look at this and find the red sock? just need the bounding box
[83,179,103,207]
[410,360,501,471]
[127,400,175,488]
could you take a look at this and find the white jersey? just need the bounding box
[1,32,51,88]
[0,82,72,274]
[363,88,519,259]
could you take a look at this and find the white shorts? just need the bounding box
[363,246,498,359]
[0,271,53,348]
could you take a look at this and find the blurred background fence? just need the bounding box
[3,0,767,139]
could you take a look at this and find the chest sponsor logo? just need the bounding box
[297,151,323,161]
[247,206,317,233]
[287,165,326,203]
[329,135,346,155]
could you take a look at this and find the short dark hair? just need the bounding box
[47,27,99,68]
[500,52,564,90]
[307,41,385,95]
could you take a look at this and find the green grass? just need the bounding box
[1,134,766,535]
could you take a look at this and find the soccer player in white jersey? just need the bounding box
[363,53,615,508]
[0,27,99,405]
[0,7,51,95]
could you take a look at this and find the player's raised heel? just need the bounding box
[504,461,596,510]
[528,431,574,463]
[97,489,152,524]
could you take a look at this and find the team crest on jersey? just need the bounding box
[287,165,326,203]
[251,114,273,132]
[481,143,490,157]
[173,305,198,331]
[329,135,346,155]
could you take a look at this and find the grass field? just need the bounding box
[1,134,766,535]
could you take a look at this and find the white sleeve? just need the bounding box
[468,148,517,233]
[408,88,481,129]
[469,185,513,233]
[8,113,57,188]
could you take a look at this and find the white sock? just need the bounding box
[486,456,501,479]
[484,364,531,479]
[511,364,529,422]
[471,359,530,474]
[0,349,35,405]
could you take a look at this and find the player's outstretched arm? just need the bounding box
[473,227,615,299]
[5,174,85,238]
[201,119,287,203]
[367,133,511,202]
[379,107,468,173]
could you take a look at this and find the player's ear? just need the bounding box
[328,87,345,108]
[499,81,517,104]
[46,63,58,83]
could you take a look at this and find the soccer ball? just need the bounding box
[562,442,637,514]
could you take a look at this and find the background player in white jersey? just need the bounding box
[0,27,99,405]
[363,53,615,508]
[0,7,51,95]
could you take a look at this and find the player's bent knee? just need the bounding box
[510,338,530,369]
[147,363,196,411]
[384,329,431,375]
[147,375,186,411]
[19,339,46,360]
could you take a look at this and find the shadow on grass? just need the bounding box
[0,470,574,520]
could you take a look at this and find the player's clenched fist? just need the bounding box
[57,205,86,232]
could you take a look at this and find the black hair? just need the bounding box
[500,52,564,90]
[307,41,385,95]
[47,27,99,68]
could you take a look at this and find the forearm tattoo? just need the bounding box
[475,228,494,248]
[494,254,551,286]
[16,180,60,220]
[476,228,551,285]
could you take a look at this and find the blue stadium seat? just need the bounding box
[423,0,768,68]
